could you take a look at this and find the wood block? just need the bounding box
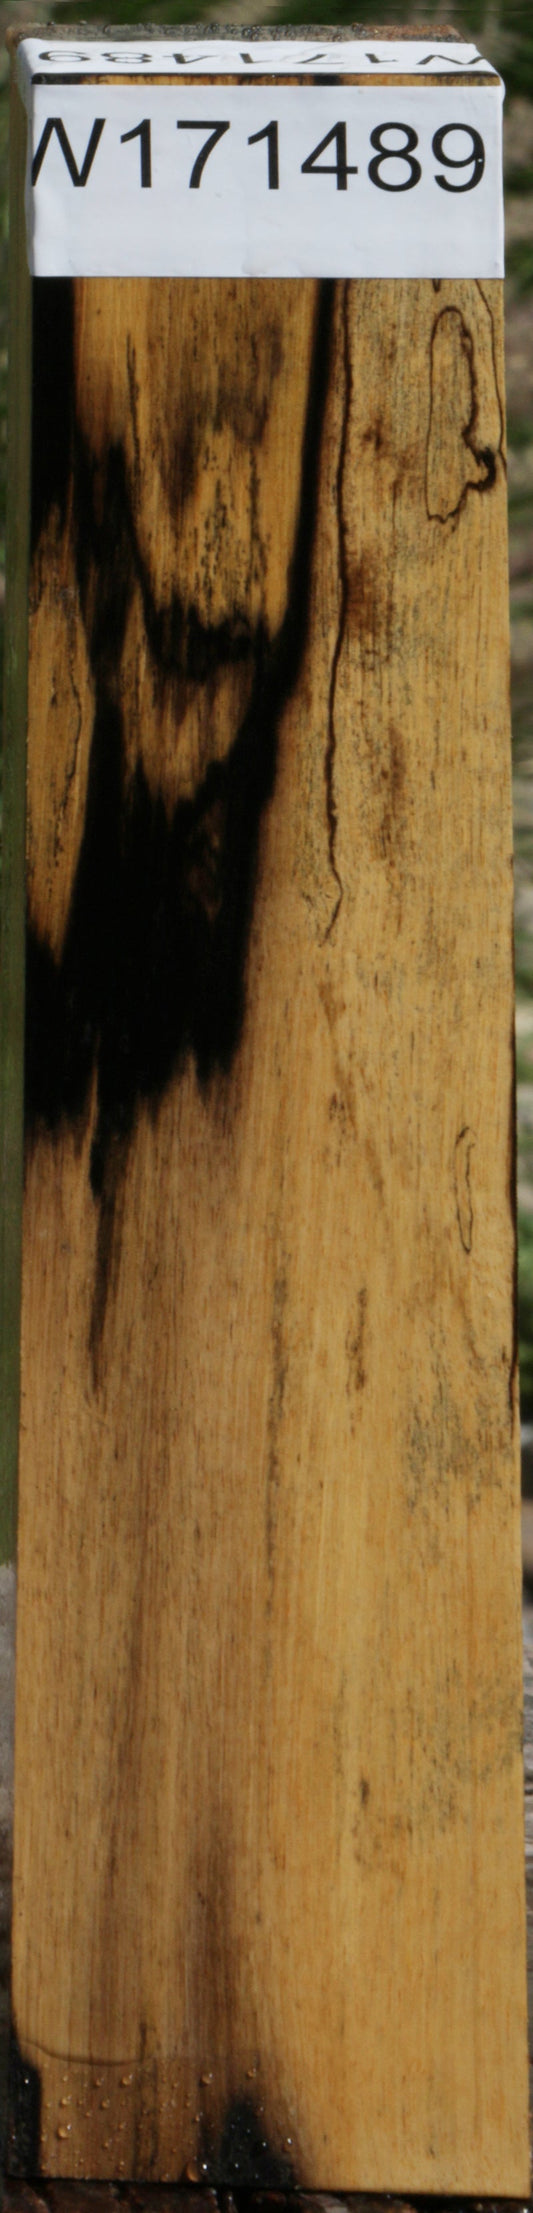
[2,29,529,2196]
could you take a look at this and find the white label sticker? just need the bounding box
[24,81,504,280]
[17,37,499,82]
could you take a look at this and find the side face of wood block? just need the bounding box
[4,60,528,2189]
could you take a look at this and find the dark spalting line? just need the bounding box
[425,303,502,526]
[453,1124,474,1257]
[200,2095,295,2190]
[476,279,506,465]
[4,2031,41,2177]
[25,279,335,1357]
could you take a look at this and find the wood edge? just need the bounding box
[29,70,497,87]
[0,74,31,1564]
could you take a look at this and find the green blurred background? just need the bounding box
[0,0,532,1437]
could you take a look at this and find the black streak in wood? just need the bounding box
[201,2096,295,2190]
[5,2031,41,2177]
[25,281,335,1220]
[31,280,75,552]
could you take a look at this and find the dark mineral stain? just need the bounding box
[25,278,335,1351]
[5,2029,41,2177]
[31,279,75,553]
[200,2095,296,2189]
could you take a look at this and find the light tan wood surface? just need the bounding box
[4,60,528,2190]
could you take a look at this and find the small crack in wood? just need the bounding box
[322,278,351,946]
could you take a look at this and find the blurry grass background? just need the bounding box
[0,0,532,1435]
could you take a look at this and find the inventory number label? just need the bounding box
[17,37,499,78]
[24,84,504,278]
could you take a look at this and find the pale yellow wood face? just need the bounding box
[11,266,529,2191]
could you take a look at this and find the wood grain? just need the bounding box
[4,69,528,2190]
[0,72,31,1568]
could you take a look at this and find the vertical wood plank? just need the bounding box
[0,73,31,1566]
[6,103,528,2192]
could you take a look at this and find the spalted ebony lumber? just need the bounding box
[9,217,527,2185]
